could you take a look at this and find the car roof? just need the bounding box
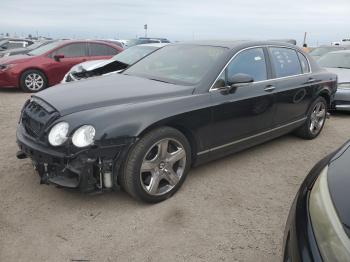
[178,40,298,49]
[50,39,123,49]
[136,43,169,48]
[317,45,348,48]
[327,50,350,54]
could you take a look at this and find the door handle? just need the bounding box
[306,78,317,84]
[264,85,276,92]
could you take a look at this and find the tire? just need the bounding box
[20,70,47,92]
[120,127,192,203]
[295,97,327,139]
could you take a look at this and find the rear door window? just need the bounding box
[52,43,87,57]
[88,43,118,56]
[269,47,302,78]
[227,47,267,82]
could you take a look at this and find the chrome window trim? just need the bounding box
[197,117,307,156]
[209,45,313,92]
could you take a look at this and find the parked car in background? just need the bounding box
[125,37,170,48]
[309,45,350,60]
[0,40,123,92]
[62,43,167,83]
[16,41,336,203]
[283,140,350,261]
[268,39,297,45]
[341,38,350,46]
[0,38,35,51]
[0,40,54,58]
[318,50,350,111]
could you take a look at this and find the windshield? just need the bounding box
[318,52,350,69]
[123,45,228,85]
[28,41,61,56]
[309,47,340,57]
[112,45,158,65]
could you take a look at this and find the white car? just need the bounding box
[62,43,168,83]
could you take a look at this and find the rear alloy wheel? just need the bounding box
[309,101,326,135]
[20,70,47,92]
[295,97,327,139]
[121,127,191,203]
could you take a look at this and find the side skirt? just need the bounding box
[194,118,307,166]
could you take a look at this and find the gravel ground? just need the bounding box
[0,89,349,262]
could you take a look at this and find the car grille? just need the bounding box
[21,98,58,139]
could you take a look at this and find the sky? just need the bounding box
[1,0,350,46]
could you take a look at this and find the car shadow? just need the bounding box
[331,111,350,117]
[0,88,22,93]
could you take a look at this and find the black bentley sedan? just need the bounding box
[283,141,350,261]
[16,41,337,202]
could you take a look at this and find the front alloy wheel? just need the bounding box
[121,127,191,203]
[140,138,186,196]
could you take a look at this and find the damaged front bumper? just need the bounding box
[16,125,135,193]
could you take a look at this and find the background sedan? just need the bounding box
[0,40,54,58]
[0,40,123,92]
[0,38,35,51]
[309,45,350,60]
[62,43,167,83]
[318,50,350,111]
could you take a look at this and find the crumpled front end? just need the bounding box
[16,97,134,193]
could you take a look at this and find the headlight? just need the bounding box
[338,83,350,90]
[72,125,95,147]
[309,166,350,261]
[48,122,69,146]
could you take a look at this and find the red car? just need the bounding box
[0,40,123,92]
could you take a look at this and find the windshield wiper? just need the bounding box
[336,66,350,69]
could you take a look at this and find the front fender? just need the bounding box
[60,93,212,143]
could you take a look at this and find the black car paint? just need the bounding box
[16,41,337,192]
[283,140,350,261]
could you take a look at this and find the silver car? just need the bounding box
[318,50,350,111]
[62,43,168,83]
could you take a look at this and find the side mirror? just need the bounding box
[228,73,254,86]
[54,54,65,62]
[219,73,254,95]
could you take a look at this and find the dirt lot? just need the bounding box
[0,89,349,262]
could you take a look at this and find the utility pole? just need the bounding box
[144,24,148,38]
[303,32,308,46]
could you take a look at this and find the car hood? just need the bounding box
[70,59,110,73]
[327,140,350,236]
[0,54,34,64]
[35,73,194,116]
[325,67,350,83]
